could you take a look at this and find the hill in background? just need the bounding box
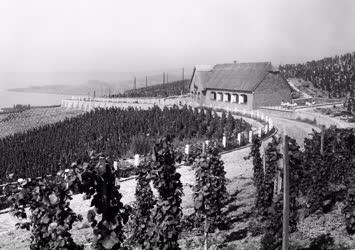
[4,69,192,96]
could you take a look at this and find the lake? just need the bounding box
[0,90,70,109]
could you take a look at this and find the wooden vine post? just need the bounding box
[320,125,325,155]
[282,133,290,250]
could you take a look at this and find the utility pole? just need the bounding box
[182,67,185,82]
[282,133,290,250]
[166,73,169,84]
[145,76,148,88]
[163,72,165,84]
[134,77,136,90]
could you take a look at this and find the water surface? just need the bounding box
[0,90,69,110]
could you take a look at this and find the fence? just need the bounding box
[1,97,277,209]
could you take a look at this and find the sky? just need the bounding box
[0,0,354,75]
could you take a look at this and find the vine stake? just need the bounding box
[282,134,290,250]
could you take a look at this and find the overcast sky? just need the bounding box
[0,0,355,74]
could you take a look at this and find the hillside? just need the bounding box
[0,107,84,139]
[112,79,190,98]
[2,119,355,250]
[287,78,330,98]
[280,52,355,98]
[6,70,192,96]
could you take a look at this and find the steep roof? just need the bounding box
[202,62,274,92]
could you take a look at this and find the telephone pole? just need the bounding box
[182,67,185,81]
[145,76,148,88]
[134,77,136,89]
[166,73,169,84]
[163,72,165,84]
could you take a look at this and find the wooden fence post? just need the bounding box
[282,134,290,250]
[222,134,227,148]
[320,125,325,155]
[237,133,241,145]
[258,128,262,138]
[185,144,190,159]
[263,147,266,174]
[134,154,140,167]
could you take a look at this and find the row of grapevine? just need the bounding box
[111,80,190,98]
[7,137,229,249]
[0,105,250,184]
[248,127,355,249]
[280,52,355,98]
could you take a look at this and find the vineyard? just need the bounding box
[111,79,190,98]
[0,107,84,138]
[1,123,354,249]
[280,52,355,99]
[0,105,251,184]
[248,126,355,249]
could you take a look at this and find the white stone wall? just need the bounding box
[61,95,194,111]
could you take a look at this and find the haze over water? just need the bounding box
[0,90,69,109]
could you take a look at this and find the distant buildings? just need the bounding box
[189,62,292,109]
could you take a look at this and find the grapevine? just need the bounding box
[145,138,183,249]
[10,175,83,250]
[131,159,156,247]
[245,135,264,210]
[193,146,228,249]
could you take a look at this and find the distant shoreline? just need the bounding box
[0,105,61,115]
[8,88,86,96]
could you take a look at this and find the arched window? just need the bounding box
[217,92,223,101]
[210,92,216,100]
[224,93,231,102]
[232,94,239,103]
[239,94,248,104]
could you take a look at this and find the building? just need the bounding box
[189,62,292,109]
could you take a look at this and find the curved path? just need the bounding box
[270,116,320,148]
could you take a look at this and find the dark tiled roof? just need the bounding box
[203,62,273,92]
